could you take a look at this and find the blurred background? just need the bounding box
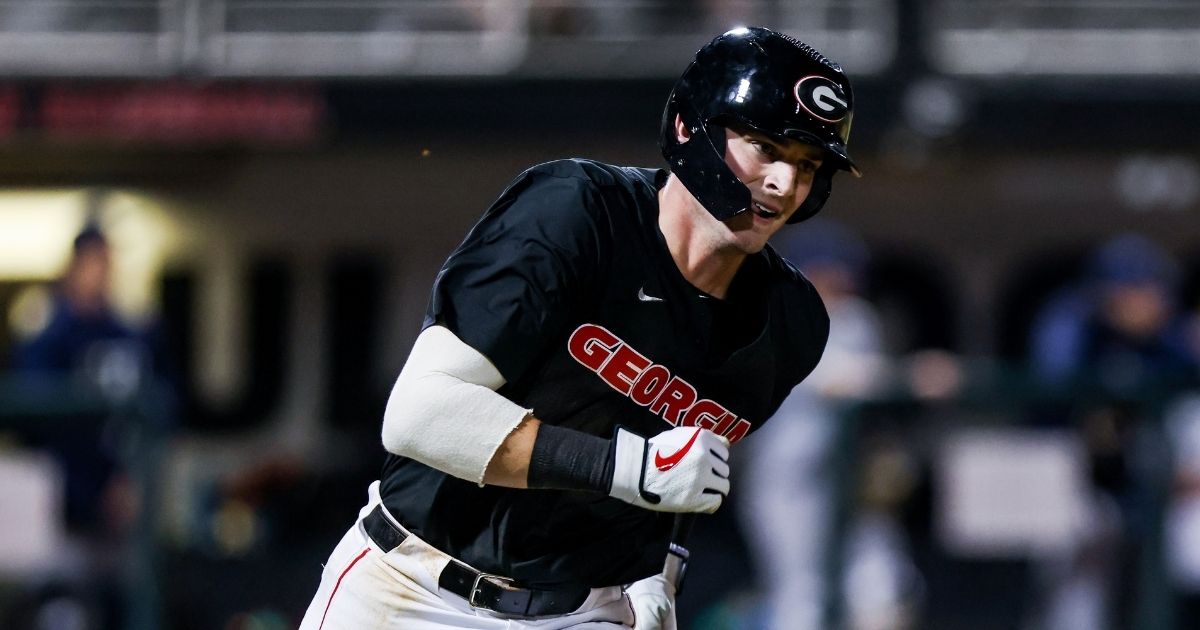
[0,1,1197,629]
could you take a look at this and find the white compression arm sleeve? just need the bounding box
[380,325,532,486]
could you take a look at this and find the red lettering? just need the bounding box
[724,419,752,444]
[568,323,756,437]
[712,412,738,435]
[598,344,651,395]
[681,399,727,430]
[568,324,619,372]
[648,378,698,426]
[630,364,671,407]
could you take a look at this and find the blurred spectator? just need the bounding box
[1030,233,1198,391]
[738,219,923,630]
[14,225,149,533]
[1164,393,1200,629]
[1026,233,1200,630]
[1162,277,1200,628]
[9,224,170,630]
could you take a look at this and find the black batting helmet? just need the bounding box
[660,26,860,224]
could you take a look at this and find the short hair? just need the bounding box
[1088,233,1179,289]
[73,224,108,252]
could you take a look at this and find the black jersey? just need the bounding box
[379,158,829,589]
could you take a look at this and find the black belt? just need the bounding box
[362,505,590,618]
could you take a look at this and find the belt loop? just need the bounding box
[362,505,408,552]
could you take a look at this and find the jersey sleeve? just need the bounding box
[792,280,831,382]
[424,164,610,383]
[773,262,832,410]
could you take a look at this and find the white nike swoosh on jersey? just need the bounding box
[637,287,664,303]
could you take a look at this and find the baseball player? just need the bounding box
[300,26,861,629]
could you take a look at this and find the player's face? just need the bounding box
[719,126,824,253]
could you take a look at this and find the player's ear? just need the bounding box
[674,113,691,144]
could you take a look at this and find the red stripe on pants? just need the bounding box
[319,547,371,630]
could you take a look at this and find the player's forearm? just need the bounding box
[381,325,532,486]
[481,415,540,488]
[382,325,613,491]
[526,423,730,514]
[382,326,730,513]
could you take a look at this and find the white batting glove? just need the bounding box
[627,573,677,630]
[608,426,730,514]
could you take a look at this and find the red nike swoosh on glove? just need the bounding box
[654,429,701,471]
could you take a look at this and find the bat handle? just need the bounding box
[670,513,695,544]
[665,514,695,594]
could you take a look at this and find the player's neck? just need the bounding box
[658,178,746,299]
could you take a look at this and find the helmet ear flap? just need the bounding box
[661,98,752,222]
[671,99,728,158]
[788,164,834,224]
[707,120,728,156]
[659,94,684,152]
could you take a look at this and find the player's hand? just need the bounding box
[626,573,677,630]
[608,426,730,513]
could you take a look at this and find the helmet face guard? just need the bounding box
[660,27,860,224]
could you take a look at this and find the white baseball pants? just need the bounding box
[299,481,636,630]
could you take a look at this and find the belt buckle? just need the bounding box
[468,572,516,609]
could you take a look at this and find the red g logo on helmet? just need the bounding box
[793,75,849,123]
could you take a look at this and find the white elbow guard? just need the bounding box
[380,325,530,485]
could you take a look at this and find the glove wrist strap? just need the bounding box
[609,426,658,503]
